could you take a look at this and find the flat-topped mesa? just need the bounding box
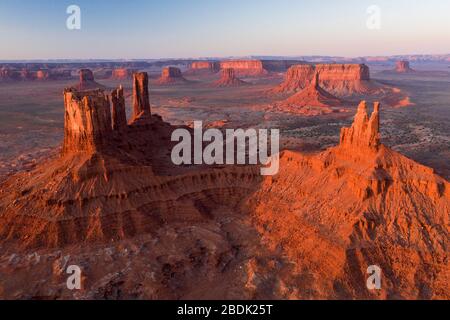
[111,85,128,132]
[156,67,187,84]
[219,59,268,76]
[62,88,112,155]
[214,68,248,87]
[132,72,151,121]
[76,68,104,90]
[273,64,371,95]
[111,68,135,80]
[395,60,414,73]
[187,61,220,74]
[339,101,380,151]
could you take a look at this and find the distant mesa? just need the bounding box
[395,60,415,73]
[111,68,136,80]
[272,63,385,98]
[156,66,188,85]
[185,61,220,75]
[0,66,72,82]
[75,68,105,91]
[219,60,268,77]
[214,68,248,87]
[282,73,341,108]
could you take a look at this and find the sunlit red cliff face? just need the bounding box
[273,64,378,96]
[0,71,448,299]
[219,60,268,76]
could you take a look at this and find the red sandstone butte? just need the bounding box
[282,73,341,108]
[395,60,415,73]
[219,60,268,76]
[156,67,188,85]
[132,72,151,120]
[214,68,248,87]
[272,63,381,97]
[76,69,104,90]
[62,88,112,155]
[111,68,135,80]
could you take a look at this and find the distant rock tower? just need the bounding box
[156,67,187,85]
[62,89,113,155]
[339,101,380,151]
[132,72,151,120]
[395,60,414,73]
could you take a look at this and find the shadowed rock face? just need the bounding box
[214,68,248,87]
[76,68,104,90]
[132,72,151,119]
[395,60,414,73]
[111,85,127,131]
[156,67,187,85]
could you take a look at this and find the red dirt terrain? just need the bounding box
[0,68,448,299]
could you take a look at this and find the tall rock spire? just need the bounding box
[339,101,381,151]
[111,85,127,132]
[132,72,151,120]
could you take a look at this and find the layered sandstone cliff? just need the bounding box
[247,102,449,299]
[282,73,341,108]
[62,89,112,155]
[272,64,381,97]
[214,68,248,87]
[219,60,268,76]
[156,67,188,85]
[76,69,105,90]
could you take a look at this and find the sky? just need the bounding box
[0,0,450,60]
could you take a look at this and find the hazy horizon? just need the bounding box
[1,0,450,60]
